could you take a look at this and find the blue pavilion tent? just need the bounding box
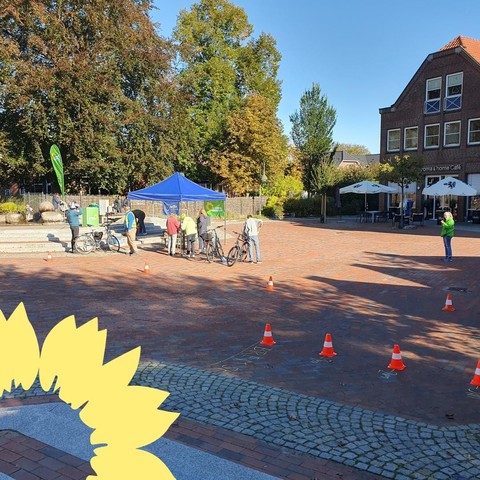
[127,172,226,202]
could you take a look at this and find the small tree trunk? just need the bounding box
[399,186,405,229]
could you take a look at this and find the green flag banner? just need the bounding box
[205,200,225,217]
[50,144,64,196]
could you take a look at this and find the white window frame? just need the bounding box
[425,77,441,114]
[446,72,463,97]
[468,118,480,145]
[424,124,440,149]
[387,129,400,152]
[404,126,418,151]
[444,72,463,111]
[444,121,461,147]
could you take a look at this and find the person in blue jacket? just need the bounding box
[66,202,82,253]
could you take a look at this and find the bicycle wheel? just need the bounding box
[216,241,226,263]
[106,233,121,252]
[227,245,239,267]
[205,243,214,263]
[75,235,95,254]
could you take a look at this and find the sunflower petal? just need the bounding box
[0,303,39,393]
[89,446,176,480]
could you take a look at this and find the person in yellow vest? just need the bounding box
[180,213,197,258]
[124,205,138,255]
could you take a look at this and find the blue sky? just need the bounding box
[151,0,480,154]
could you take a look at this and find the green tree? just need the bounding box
[380,154,424,227]
[290,83,337,197]
[0,0,179,193]
[173,0,282,183]
[210,93,288,195]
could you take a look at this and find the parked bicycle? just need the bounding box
[227,231,250,267]
[201,226,227,263]
[74,222,121,254]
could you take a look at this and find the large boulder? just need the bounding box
[39,201,55,213]
[41,211,64,223]
[6,212,24,224]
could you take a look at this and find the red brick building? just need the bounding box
[379,36,480,220]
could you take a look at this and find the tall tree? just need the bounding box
[0,0,180,193]
[290,83,337,196]
[173,0,282,183]
[210,93,288,196]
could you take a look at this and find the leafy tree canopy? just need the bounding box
[0,0,181,193]
[173,0,282,185]
[210,93,288,196]
[289,83,337,196]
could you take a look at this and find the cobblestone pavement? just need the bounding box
[1,218,480,479]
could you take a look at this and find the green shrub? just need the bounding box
[262,196,284,218]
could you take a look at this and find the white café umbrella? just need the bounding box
[422,176,477,219]
[339,180,397,210]
[422,176,477,196]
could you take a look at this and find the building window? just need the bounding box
[444,72,463,111]
[404,126,418,150]
[387,129,400,152]
[468,118,480,145]
[424,124,440,149]
[425,77,441,114]
[444,121,461,147]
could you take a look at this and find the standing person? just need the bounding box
[440,211,455,262]
[66,202,82,253]
[243,214,263,264]
[166,213,180,256]
[25,204,33,221]
[196,208,210,253]
[113,198,121,213]
[124,205,138,255]
[52,193,62,211]
[133,209,147,236]
[180,213,197,258]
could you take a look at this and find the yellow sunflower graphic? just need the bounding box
[0,303,178,479]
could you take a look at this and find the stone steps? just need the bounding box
[0,219,166,253]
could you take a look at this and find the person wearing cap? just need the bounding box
[124,205,138,255]
[66,202,82,253]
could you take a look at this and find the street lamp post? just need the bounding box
[259,162,267,215]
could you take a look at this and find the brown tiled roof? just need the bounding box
[440,35,480,63]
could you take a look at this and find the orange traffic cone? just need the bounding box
[319,333,337,357]
[260,323,276,346]
[266,276,274,291]
[470,360,480,387]
[388,344,406,371]
[442,294,455,312]
[143,262,150,274]
[46,252,53,262]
